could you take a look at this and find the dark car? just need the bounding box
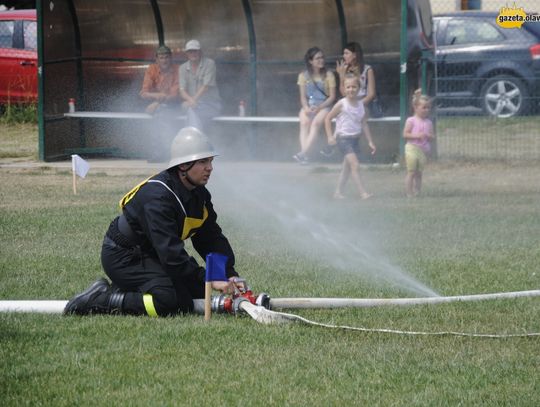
[0,9,37,105]
[434,12,540,118]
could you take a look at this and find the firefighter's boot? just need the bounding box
[64,278,125,315]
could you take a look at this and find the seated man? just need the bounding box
[179,39,221,131]
[140,45,180,114]
[140,45,180,162]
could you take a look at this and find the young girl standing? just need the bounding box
[322,41,377,157]
[293,47,336,165]
[324,74,376,200]
[403,90,435,197]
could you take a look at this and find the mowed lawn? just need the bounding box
[1,124,539,406]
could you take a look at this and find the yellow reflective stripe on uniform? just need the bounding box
[181,206,208,240]
[119,176,208,241]
[143,294,158,317]
[119,176,153,209]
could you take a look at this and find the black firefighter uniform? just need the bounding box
[101,167,238,316]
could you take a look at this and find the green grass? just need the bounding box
[0,122,38,160]
[0,103,37,125]
[1,126,539,405]
[437,115,540,161]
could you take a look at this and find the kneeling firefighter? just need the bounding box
[65,127,241,316]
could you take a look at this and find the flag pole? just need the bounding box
[71,155,77,195]
[204,282,212,321]
[204,253,228,322]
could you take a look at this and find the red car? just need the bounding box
[0,9,37,105]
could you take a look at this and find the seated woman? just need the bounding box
[293,47,336,165]
[336,42,376,107]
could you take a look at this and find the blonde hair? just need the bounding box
[344,73,361,87]
[412,88,431,107]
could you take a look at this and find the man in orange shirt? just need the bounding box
[140,45,180,162]
[140,45,179,114]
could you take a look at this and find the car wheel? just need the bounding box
[480,75,529,118]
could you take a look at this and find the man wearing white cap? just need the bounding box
[179,39,221,131]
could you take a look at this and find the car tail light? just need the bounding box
[530,44,540,60]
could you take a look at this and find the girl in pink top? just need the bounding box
[325,74,376,200]
[403,89,435,197]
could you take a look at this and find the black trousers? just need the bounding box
[101,236,205,316]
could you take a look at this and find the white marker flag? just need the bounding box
[71,154,90,179]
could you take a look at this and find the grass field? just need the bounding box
[437,116,540,161]
[1,124,539,406]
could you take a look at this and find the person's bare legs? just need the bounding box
[303,109,328,153]
[413,172,423,196]
[298,109,312,153]
[345,152,371,199]
[334,158,350,199]
[406,171,415,197]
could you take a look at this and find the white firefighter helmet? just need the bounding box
[167,127,218,169]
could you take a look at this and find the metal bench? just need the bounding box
[64,112,399,123]
[63,112,401,160]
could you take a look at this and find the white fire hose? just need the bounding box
[1,289,539,338]
[267,289,540,309]
[0,300,67,313]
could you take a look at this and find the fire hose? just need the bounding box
[1,288,539,338]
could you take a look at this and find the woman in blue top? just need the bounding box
[293,47,336,165]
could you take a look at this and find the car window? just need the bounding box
[523,22,540,40]
[23,20,37,50]
[0,20,14,48]
[434,18,444,45]
[445,18,503,45]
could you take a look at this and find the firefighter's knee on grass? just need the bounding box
[145,286,178,316]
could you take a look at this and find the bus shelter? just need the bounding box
[38,0,428,161]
